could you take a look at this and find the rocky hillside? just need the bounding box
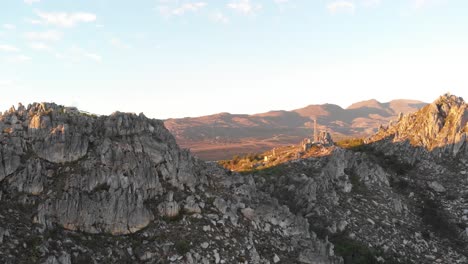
[1,94,465,264]
[0,103,343,264]
[368,93,468,158]
[220,94,468,263]
[164,99,426,160]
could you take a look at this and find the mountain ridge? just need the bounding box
[165,98,427,160]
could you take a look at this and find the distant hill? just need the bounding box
[164,99,427,160]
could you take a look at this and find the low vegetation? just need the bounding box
[175,240,190,255]
[336,138,366,150]
[332,235,400,264]
[218,153,264,172]
[219,143,332,173]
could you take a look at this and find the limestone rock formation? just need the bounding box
[0,103,342,264]
[368,93,468,158]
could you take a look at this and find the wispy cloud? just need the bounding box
[411,0,445,9]
[110,38,131,49]
[228,0,262,15]
[361,0,381,7]
[56,47,102,63]
[0,80,14,87]
[173,2,207,15]
[34,11,97,27]
[24,30,62,41]
[84,52,102,62]
[413,0,428,8]
[327,1,355,14]
[29,42,51,51]
[0,44,20,52]
[274,0,289,3]
[24,0,40,4]
[8,55,32,63]
[157,1,207,17]
[2,24,16,30]
[211,11,229,24]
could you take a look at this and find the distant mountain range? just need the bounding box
[164,99,427,160]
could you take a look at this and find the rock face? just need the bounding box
[368,93,468,158]
[1,103,199,235]
[0,103,342,264]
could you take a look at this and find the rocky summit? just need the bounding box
[0,93,467,264]
[0,103,341,264]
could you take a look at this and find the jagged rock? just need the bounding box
[43,252,71,264]
[158,192,180,219]
[273,254,280,263]
[0,227,7,243]
[428,181,446,193]
[213,197,228,214]
[318,131,334,146]
[241,208,255,220]
[0,102,342,264]
[298,249,330,264]
[368,93,468,158]
[0,137,22,181]
[393,198,403,213]
[8,159,44,195]
[184,195,202,214]
[337,220,348,232]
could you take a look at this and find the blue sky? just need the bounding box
[0,0,467,118]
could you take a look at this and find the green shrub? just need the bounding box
[175,240,190,255]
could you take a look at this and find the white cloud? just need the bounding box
[413,0,428,8]
[24,0,40,4]
[158,1,207,17]
[411,0,446,9]
[24,30,62,41]
[35,11,97,27]
[211,12,229,24]
[29,42,51,51]
[110,38,130,49]
[228,0,262,15]
[27,19,42,25]
[361,0,381,7]
[2,24,16,30]
[0,80,14,87]
[8,55,32,63]
[172,2,207,15]
[0,44,20,52]
[274,0,289,3]
[327,1,355,14]
[56,47,102,63]
[84,52,102,62]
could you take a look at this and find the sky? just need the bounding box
[0,0,467,119]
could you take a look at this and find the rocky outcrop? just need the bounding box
[0,103,201,235]
[368,93,468,158]
[249,94,468,264]
[0,103,341,263]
